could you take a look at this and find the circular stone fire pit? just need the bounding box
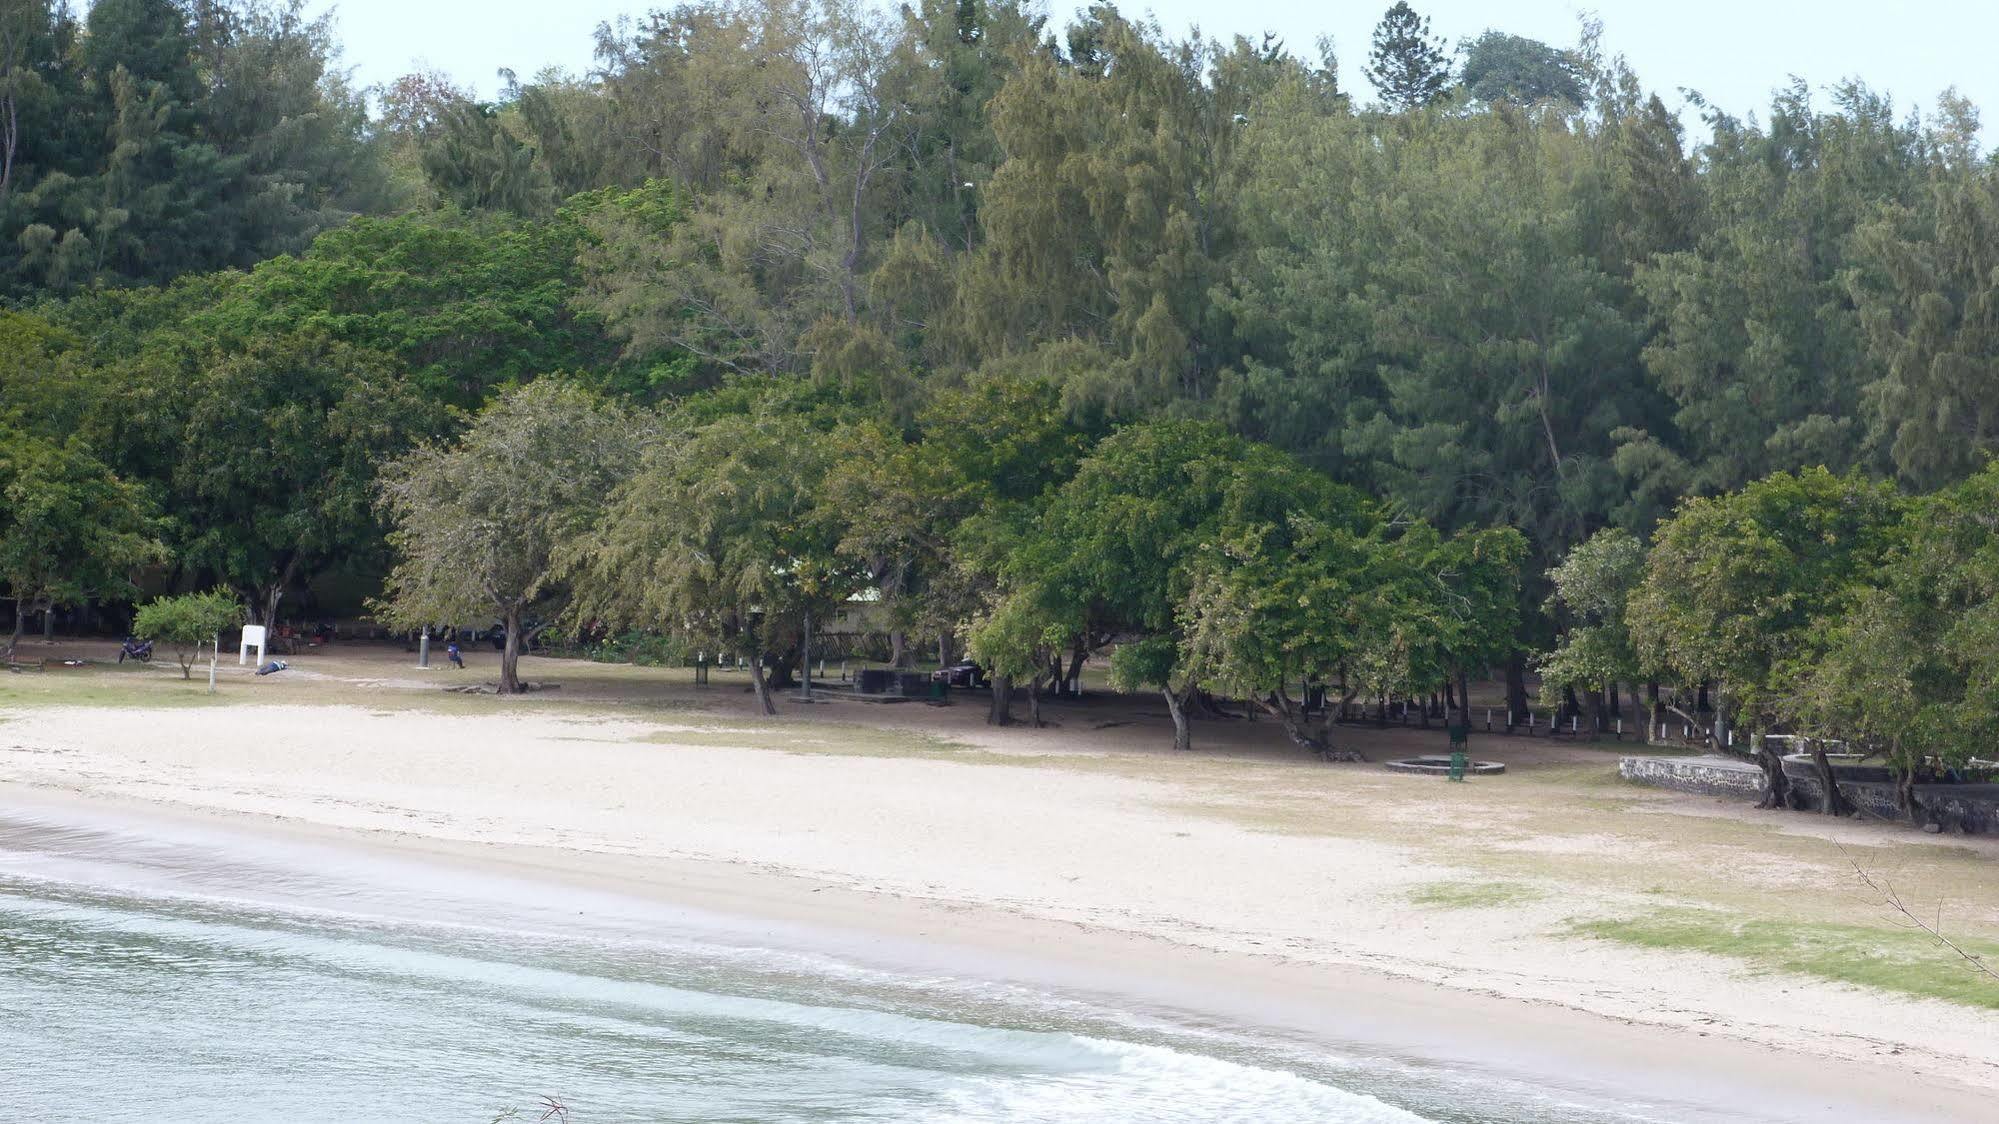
[1384,755,1506,777]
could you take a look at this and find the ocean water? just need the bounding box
[0,805,1695,1123]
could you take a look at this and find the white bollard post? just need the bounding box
[207,637,218,695]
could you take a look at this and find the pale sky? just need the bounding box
[311,0,1994,142]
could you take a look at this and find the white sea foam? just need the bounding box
[0,805,1676,1123]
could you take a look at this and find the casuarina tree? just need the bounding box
[375,381,650,695]
[1364,3,1450,111]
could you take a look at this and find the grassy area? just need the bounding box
[0,663,236,711]
[642,721,988,762]
[1409,880,1544,909]
[1577,909,1999,1010]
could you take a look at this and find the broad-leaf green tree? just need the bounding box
[0,428,163,655]
[132,588,243,679]
[1628,468,1906,806]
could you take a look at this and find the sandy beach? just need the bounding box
[5,645,1999,1121]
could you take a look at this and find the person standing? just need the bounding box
[446,641,464,670]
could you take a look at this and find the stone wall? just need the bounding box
[1783,766,1999,834]
[1618,755,1764,799]
[1622,753,1999,834]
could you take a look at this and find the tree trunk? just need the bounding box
[938,631,950,668]
[500,605,523,695]
[1,87,17,202]
[5,599,22,659]
[766,646,799,689]
[241,554,299,627]
[1505,654,1529,729]
[1027,670,1046,728]
[1587,687,1607,740]
[1454,669,1472,726]
[1263,688,1365,761]
[1895,763,1921,823]
[1810,741,1849,816]
[1752,733,1791,810]
[747,651,778,716]
[1065,639,1088,694]
[1184,689,1228,720]
[1163,686,1191,751]
[889,629,907,668]
[987,674,1014,726]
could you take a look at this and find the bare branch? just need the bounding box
[1838,842,1999,985]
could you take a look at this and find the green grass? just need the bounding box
[0,665,234,711]
[1409,880,1544,909]
[1576,909,1999,1009]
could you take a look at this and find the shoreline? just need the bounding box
[4,779,1990,1123]
[7,650,1999,1122]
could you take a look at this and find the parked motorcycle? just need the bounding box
[117,637,153,664]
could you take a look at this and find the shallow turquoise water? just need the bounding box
[0,807,1683,1123]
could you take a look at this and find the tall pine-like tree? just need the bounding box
[1364,3,1450,111]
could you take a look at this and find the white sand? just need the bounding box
[5,694,1999,1120]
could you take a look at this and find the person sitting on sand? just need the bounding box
[446,641,464,670]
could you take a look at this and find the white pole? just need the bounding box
[207,637,218,694]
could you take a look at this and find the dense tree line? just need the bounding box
[4,1,1998,779]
